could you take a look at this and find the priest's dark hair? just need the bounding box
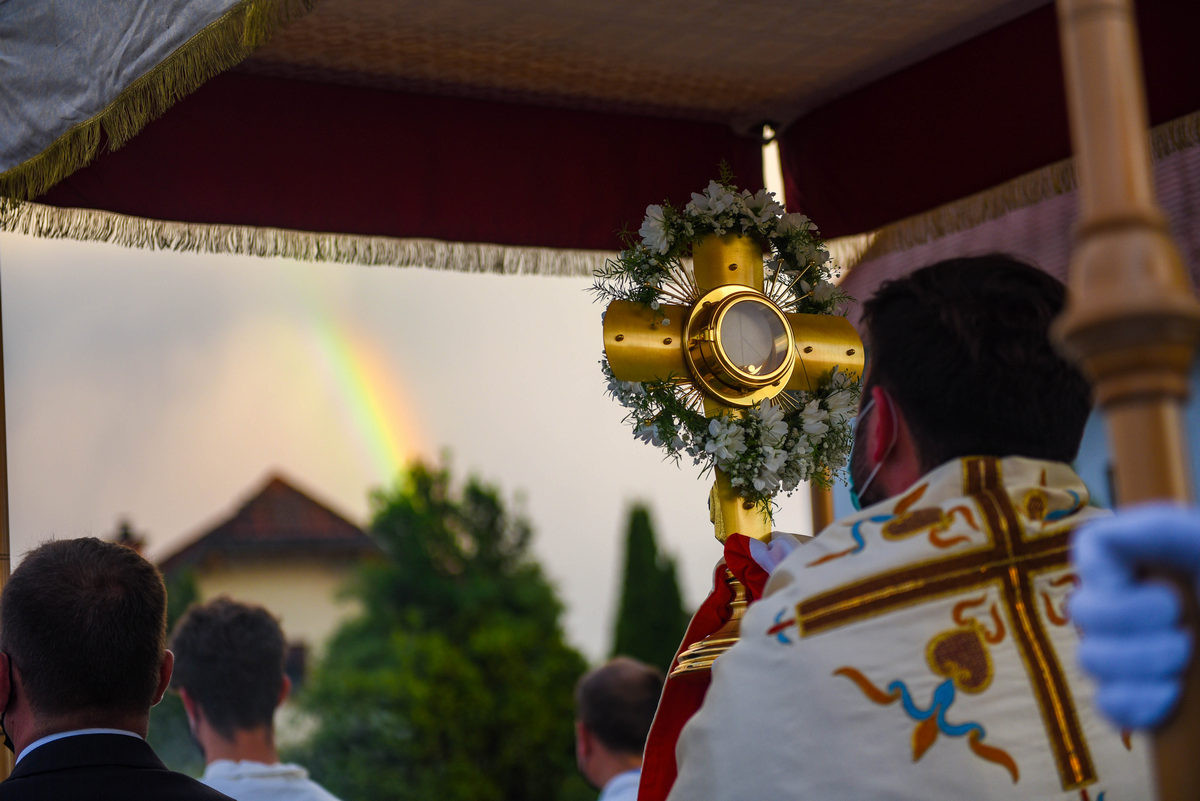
[575,656,664,756]
[0,537,167,716]
[860,253,1091,471]
[169,596,286,740]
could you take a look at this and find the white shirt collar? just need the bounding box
[17,727,142,763]
[598,768,641,801]
[203,759,310,780]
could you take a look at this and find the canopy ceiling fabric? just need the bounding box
[233,0,1046,131]
[3,0,1199,275]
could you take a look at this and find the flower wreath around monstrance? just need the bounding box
[593,179,861,509]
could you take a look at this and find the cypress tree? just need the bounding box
[611,503,690,672]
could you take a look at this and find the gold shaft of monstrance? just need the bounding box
[603,232,863,675]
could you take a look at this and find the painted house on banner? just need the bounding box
[156,473,381,683]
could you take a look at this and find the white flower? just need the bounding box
[608,377,645,401]
[825,388,857,421]
[635,423,662,446]
[744,188,785,224]
[704,417,747,462]
[752,445,786,492]
[753,403,788,448]
[813,280,838,303]
[660,317,670,326]
[760,444,788,474]
[639,205,672,254]
[686,181,739,218]
[780,457,812,488]
[801,399,830,437]
[775,212,811,236]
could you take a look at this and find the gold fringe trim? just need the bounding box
[834,108,1200,268]
[0,0,315,201]
[0,201,612,277]
[826,232,878,285]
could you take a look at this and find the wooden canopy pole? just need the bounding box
[1054,1,1200,798]
[0,256,12,781]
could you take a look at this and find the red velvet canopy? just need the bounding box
[36,73,763,252]
[17,0,1200,250]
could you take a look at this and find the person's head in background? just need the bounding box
[574,656,664,792]
[0,537,173,754]
[169,596,288,764]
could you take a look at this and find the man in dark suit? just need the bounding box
[0,537,230,800]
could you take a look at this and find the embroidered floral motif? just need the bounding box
[951,594,1006,644]
[1040,574,1079,627]
[881,504,979,547]
[806,514,890,566]
[806,482,982,567]
[767,608,795,644]
[834,646,1019,782]
[881,483,980,548]
[1023,469,1086,530]
[926,624,994,694]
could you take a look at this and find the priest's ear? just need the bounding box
[867,384,899,462]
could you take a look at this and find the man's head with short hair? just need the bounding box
[169,597,287,742]
[859,254,1091,473]
[0,537,168,721]
[574,657,663,788]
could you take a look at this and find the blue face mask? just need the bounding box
[848,483,867,512]
[848,396,895,511]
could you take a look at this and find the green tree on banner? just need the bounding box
[611,503,690,672]
[286,461,591,801]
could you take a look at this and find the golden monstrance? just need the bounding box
[596,181,864,674]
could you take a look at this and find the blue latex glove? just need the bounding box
[1070,504,1200,730]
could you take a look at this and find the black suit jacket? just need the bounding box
[0,733,232,801]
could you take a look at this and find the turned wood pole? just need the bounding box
[0,257,11,781]
[1054,1,1200,798]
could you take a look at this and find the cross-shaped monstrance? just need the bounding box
[602,231,863,671]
